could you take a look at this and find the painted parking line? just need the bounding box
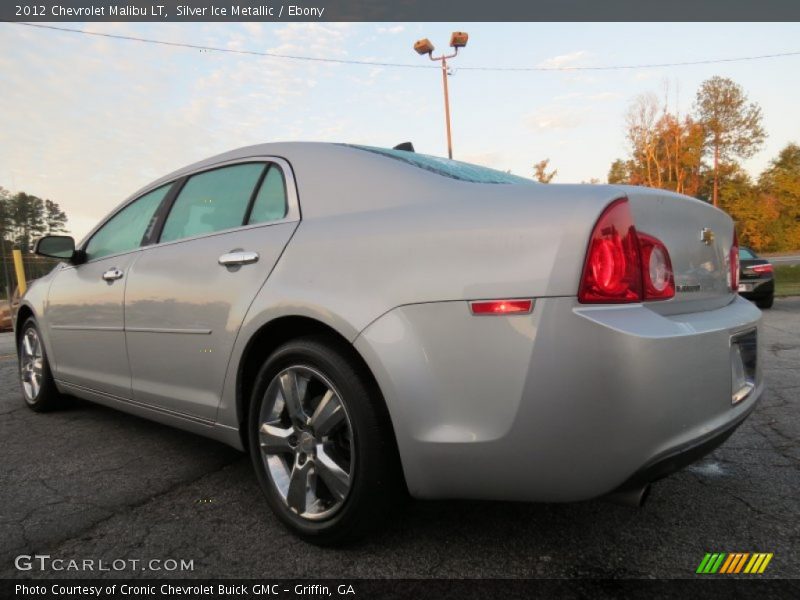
[0,354,17,361]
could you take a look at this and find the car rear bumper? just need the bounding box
[610,397,756,495]
[739,277,774,299]
[355,295,763,502]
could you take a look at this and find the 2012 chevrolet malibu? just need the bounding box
[18,142,763,543]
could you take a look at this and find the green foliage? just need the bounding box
[607,159,632,184]
[0,187,69,294]
[0,189,69,252]
[607,77,797,252]
[0,187,10,233]
[695,76,767,162]
[759,143,800,206]
[717,179,776,250]
[756,143,800,251]
[695,76,766,206]
[711,148,800,252]
[774,265,800,297]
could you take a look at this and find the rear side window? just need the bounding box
[85,184,170,261]
[160,163,264,243]
[248,165,287,224]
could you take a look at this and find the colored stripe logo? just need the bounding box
[696,552,773,574]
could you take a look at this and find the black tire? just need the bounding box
[247,334,402,545]
[756,295,774,309]
[18,317,63,412]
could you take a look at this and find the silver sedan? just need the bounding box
[17,142,763,543]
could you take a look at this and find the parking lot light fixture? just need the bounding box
[413,32,468,159]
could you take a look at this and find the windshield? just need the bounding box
[347,145,534,185]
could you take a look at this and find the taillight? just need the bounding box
[578,198,676,304]
[639,233,675,300]
[578,198,642,303]
[751,264,773,275]
[730,231,740,291]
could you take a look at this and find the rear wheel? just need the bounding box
[248,335,401,544]
[18,318,63,412]
[756,294,774,309]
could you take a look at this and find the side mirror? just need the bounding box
[34,235,77,260]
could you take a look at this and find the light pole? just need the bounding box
[414,32,468,159]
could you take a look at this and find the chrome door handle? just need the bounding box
[102,268,124,281]
[218,251,259,266]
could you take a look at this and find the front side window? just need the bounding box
[85,185,170,261]
[160,163,265,243]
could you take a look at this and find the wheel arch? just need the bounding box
[235,314,406,490]
[14,300,62,376]
[15,303,35,343]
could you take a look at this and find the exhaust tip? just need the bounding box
[605,484,651,507]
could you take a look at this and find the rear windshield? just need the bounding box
[740,247,756,259]
[347,145,534,185]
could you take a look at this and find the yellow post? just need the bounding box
[12,248,26,296]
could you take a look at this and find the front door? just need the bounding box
[46,254,136,398]
[45,183,172,398]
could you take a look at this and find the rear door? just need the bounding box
[123,158,299,420]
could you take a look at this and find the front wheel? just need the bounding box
[18,317,63,412]
[248,335,402,544]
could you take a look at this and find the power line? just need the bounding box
[461,51,800,71]
[9,21,800,72]
[11,22,434,69]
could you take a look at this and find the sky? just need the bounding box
[1,21,799,240]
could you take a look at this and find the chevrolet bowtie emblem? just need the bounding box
[700,227,715,245]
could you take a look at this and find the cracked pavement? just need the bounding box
[0,298,798,579]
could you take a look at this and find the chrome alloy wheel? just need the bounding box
[258,365,354,521]
[20,328,44,402]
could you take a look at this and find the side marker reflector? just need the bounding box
[470,299,533,315]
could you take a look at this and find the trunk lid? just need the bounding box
[624,187,735,315]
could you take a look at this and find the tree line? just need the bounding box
[0,187,69,296]
[534,76,800,253]
[0,186,69,253]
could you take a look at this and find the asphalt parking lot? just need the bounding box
[1,299,798,580]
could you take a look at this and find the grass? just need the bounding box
[774,264,800,297]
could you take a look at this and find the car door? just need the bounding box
[124,158,300,421]
[46,184,173,398]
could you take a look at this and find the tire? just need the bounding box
[18,317,63,412]
[756,295,774,309]
[248,334,402,545]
